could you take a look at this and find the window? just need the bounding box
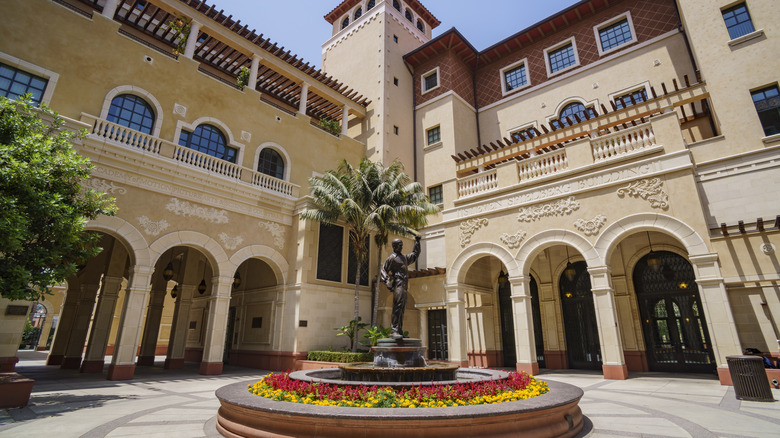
[354,7,362,19]
[614,88,647,109]
[106,94,155,134]
[347,232,369,286]
[428,185,443,205]
[426,126,441,145]
[751,85,780,136]
[502,62,528,93]
[316,224,343,282]
[417,19,425,32]
[405,9,413,22]
[552,102,596,128]
[393,77,398,86]
[258,148,285,179]
[510,126,536,142]
[393,35,398,43]
[598,17,634,52]
[393,0,400,11]
[422,67,439,93]
[178,124,237,163]
[393,125,399,135]
[722,3,754,39]
[0,62,48,105]
[367,0,375,10]
[547,42,577,74]
[341,17,349,29]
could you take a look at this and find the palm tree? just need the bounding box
[301,158,377,351]
[368,161,439,326]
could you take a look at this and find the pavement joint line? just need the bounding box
[79,398,215,438]
[119,420,214,427]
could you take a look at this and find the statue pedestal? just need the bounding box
[372,338,427,368]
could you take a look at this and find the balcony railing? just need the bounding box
[87,116,298,197]
[457,169,497,198]
[518,150,568,182]
[591,122,656,162]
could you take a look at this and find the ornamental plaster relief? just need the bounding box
[173,103,187,117]
[517,196,580,222]
[137,216,169,236]
[616,178,669,209]
[258,220,286,249]
[499,230,527,249]
[574,215,607,236]
[83,178,127,195]
[460,218,488,247]
[165,198,229,224]
[218,232,244,251]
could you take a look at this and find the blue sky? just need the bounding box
[213,0,579,68]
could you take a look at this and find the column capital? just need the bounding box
[688,253,720,265]
[586,265,612,276]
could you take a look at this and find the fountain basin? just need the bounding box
[215,377,584,438]
[296,365,488,385]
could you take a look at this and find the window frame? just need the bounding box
[416,19,425,32]
[100,85,163,137]
[0,52,59,106]
[354,7,362,20]
[254,142,291,180]
[428,184,443,205]
[256,147,286,180]
[341,16,350,29]
[106,94,156,135]
[426,125,441,146]
[315,223,344,283]
[593,12,637,56]
[543,37,580,77]
[500,58,531,96]
[609,82,651,110]
[508,122,539,143]
[421,66,440,94]
[721,2,755,40]
[174,117,244,164]
[546,99,598,129]
[751,84,780,137]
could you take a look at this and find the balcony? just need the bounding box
[82,115,299,198]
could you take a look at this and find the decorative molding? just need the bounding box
[218,232,244,251]
[241,130,251,142]
[517,196,580,222]
[84,178,127,195]
[165,198,229,223]
[500,230,527,249]
[574,215,607,236]
[761,242,776,255]
[616,178,669,209]
[137,216,169,236]
[259,220,285,249]
[460,218,488,247]
[173,103,187,117]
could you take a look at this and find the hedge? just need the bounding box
[307,351,373,363]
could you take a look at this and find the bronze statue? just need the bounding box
[380,235,421,340]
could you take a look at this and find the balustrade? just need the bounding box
[172,145,243,179]
[457,169,498,198]
[591,122,656,162]
[92,118,163,154]
[517,150,568,182]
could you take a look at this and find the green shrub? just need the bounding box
[307,350,372,363]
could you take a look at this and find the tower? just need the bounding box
[321,0,440,174]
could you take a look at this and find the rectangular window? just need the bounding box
[614,88,648,109]
[316,223,343,282]
[347,233,370,286]
[0,62,48,105]
[393,125,399,135]
[722,3,755,40]
[503,63,527,92]
[599,18,633,51]
[751,85,780,136]
[393,77,399,86]
[547,42,577,74]
[422,67,440,93]
[428,185,443,205]
[393,35,398,43]
[426,126,441,145]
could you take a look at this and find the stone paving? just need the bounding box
[2,350,779,437]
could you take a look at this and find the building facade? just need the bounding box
[0,0,778,385]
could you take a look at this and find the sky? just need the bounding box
[211,0,580,68]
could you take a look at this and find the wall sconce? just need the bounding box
[498,270,508,284]
[170,284,178,299]
[564,246,576,282]
[233,271,242,289]
[678,281,688,289]
[646,232,662,273]
[198,262,207,295]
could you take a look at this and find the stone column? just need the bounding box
[136,279,168,366]
[445,284,469,366]
[80,276,123,373]
[61,282,101,369]
[199,276,233,375]
[101,0,120,18]
[298,82,309,115]
[165,285,195,369]
[588,265,628,380]
[107,266,153,380]
[419,309,428,351]
[509,276,538,375]
[690,253,742,385]
[47,280,81,365]
[341,106,349,135]
[249,55,261,90]
[183,21,201,59]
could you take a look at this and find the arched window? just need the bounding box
[178,124,237,163]
[354,7,362,19]
[393,0,401,11]
[553,102,596,128]
[257,148,285,179]
[107,94,155,134]
[416,19,424,32]
[367,0,375,10]
[341,17,349,29]
[405,9,413,22]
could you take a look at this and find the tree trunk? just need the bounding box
[371,244,385,327]
[353,264,361,352]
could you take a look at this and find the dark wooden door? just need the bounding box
[427,309,448,360]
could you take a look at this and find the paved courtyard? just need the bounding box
[2,350,779,437]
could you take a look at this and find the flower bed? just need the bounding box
[248,371,548,408]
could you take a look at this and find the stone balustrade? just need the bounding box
[457,168,498,198]
[518,150,569,182]
[591,122,656,162]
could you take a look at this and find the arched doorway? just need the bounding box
[498,274,544,367]
[634,251,715,373]
[560,261,602,370]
